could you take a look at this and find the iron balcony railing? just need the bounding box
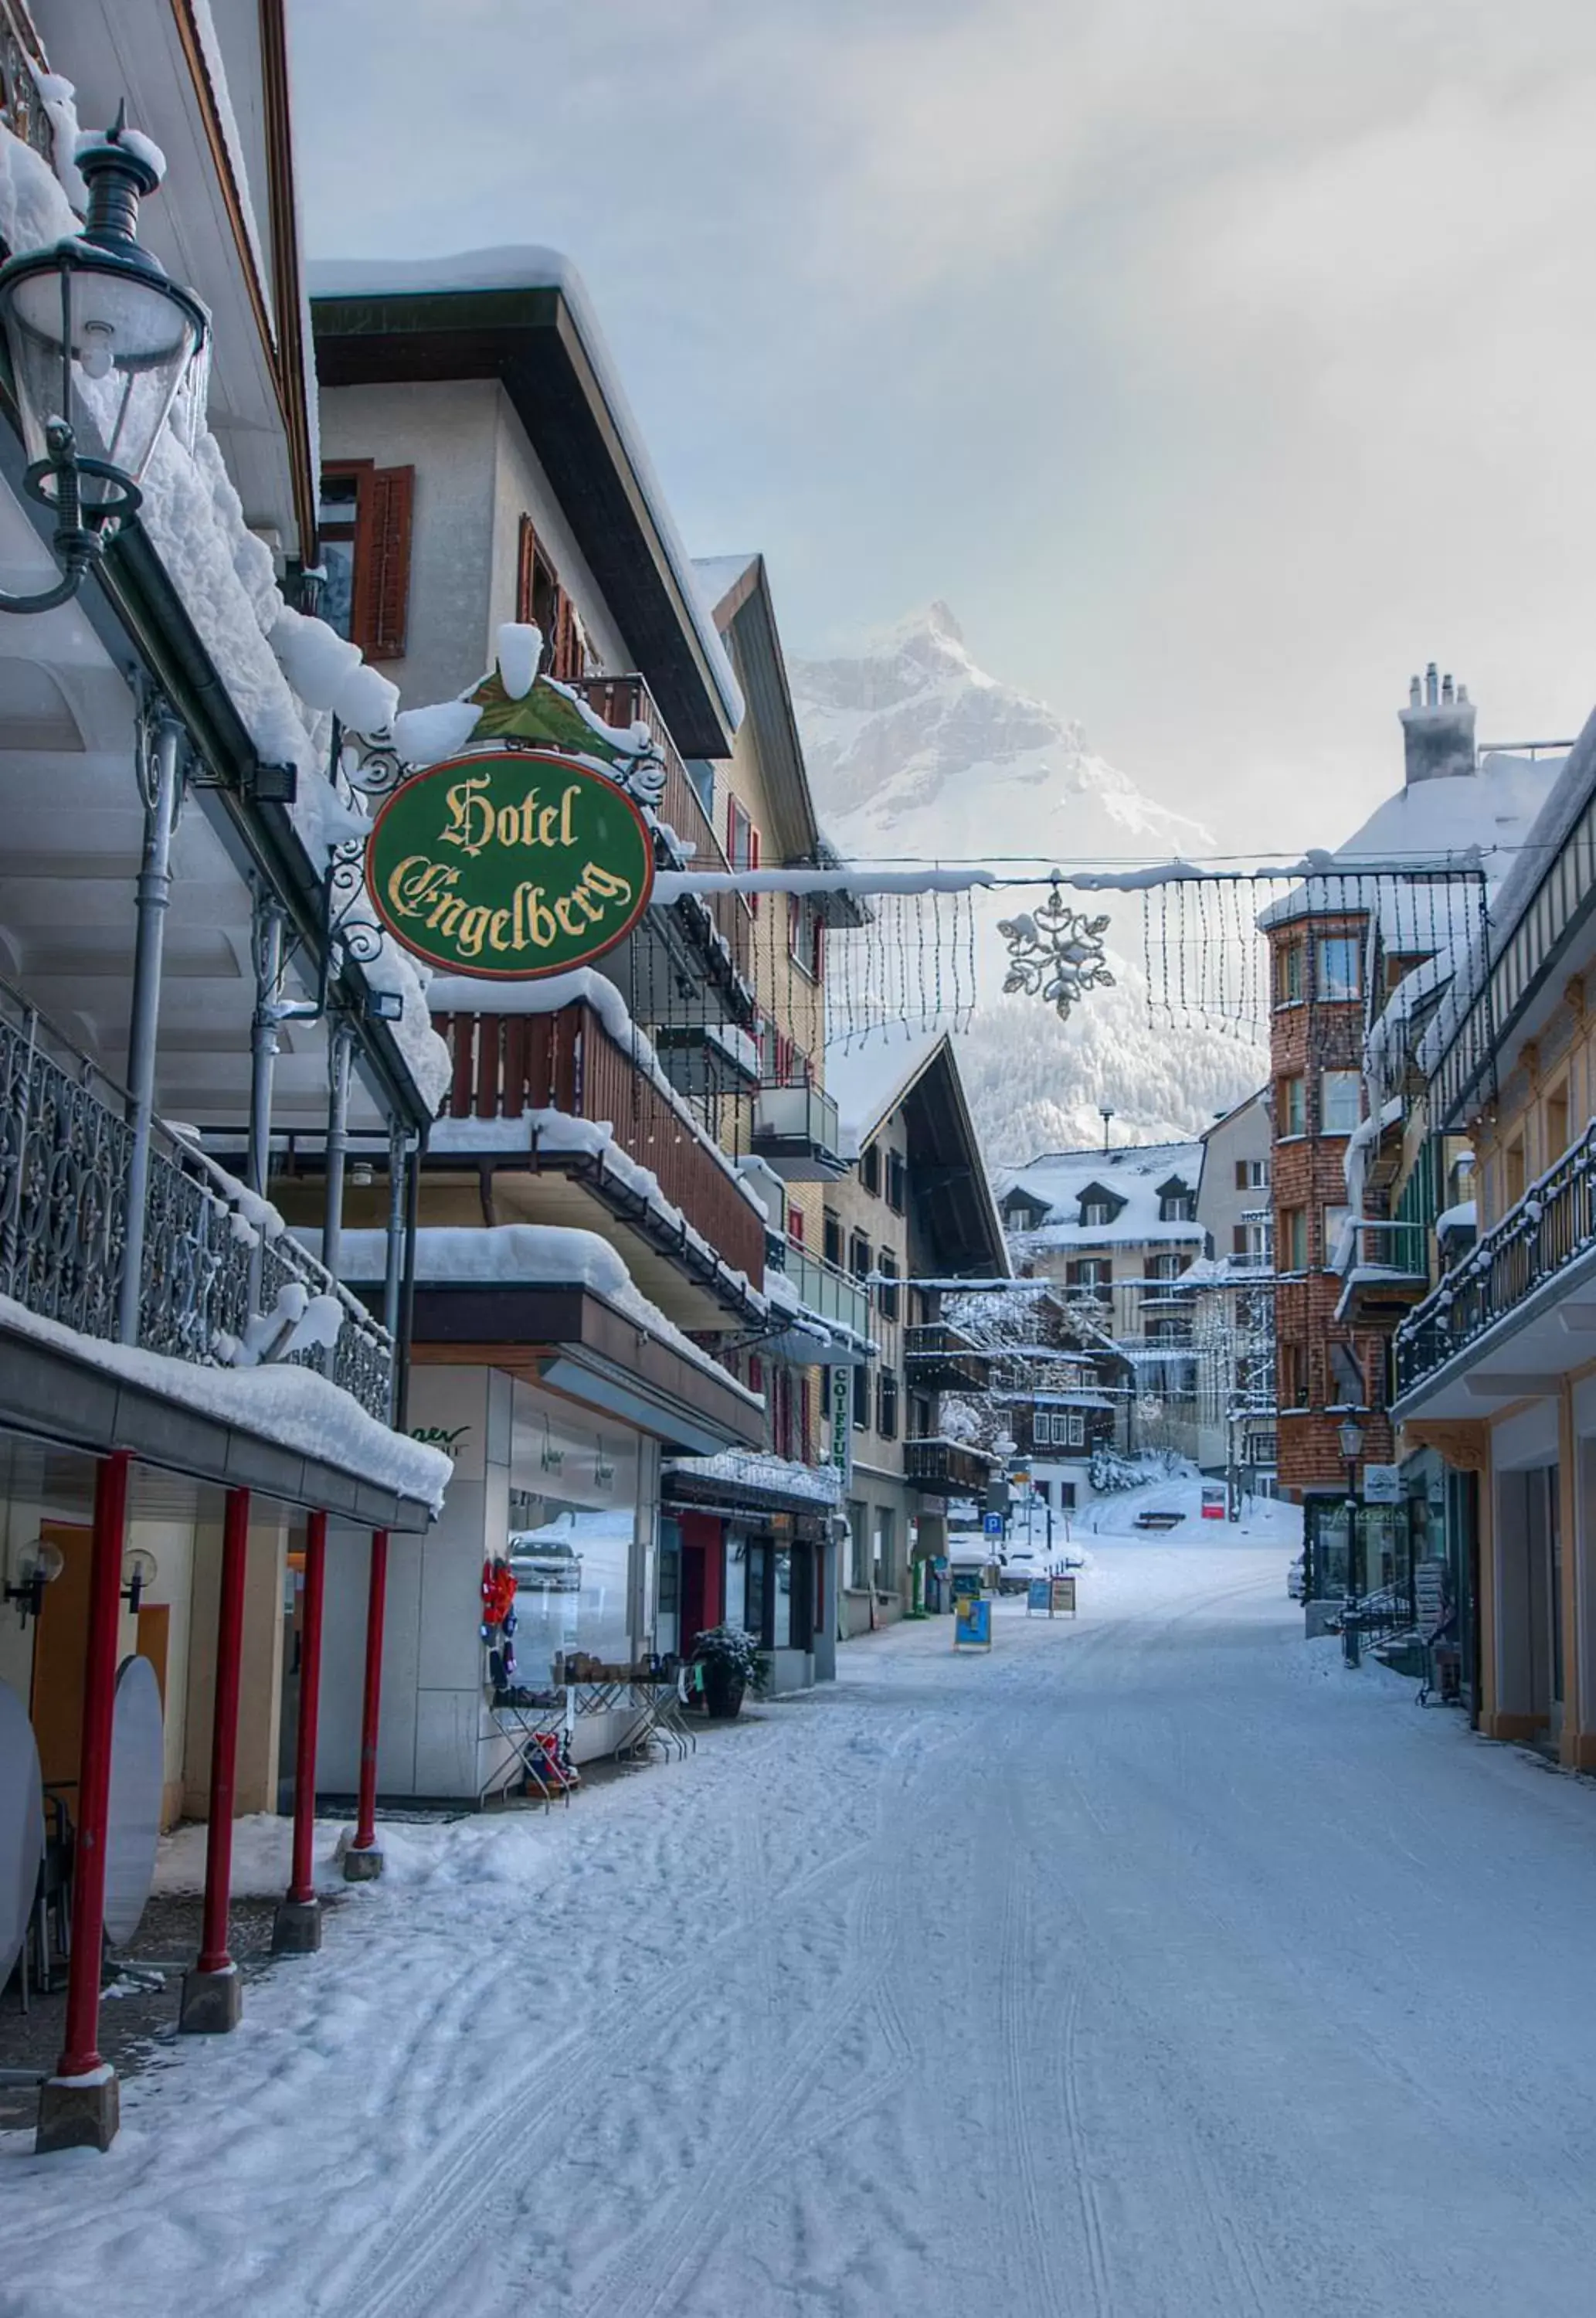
[779,1243,872,1345]
[0,980,393,1418]
[1394,1123,1596,1399]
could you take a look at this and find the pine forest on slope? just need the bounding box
[789,605,1262,1160]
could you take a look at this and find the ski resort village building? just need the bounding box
[996,1140,1206,1462]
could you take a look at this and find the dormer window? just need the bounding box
[1156,1176,1195,1222]
[1002,1189,1048,1229]
[1078,1184,1124,1229]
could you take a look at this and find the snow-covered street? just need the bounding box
[10,1521,1596,2316]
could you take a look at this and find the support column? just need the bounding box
[248,888,286,1200]
[273,1511,327,1953]
[117,707,182,1345]
[36,1451,131,2156]
[383,1120,407,1422]
[322,1016,355,1289]
[345,1528,388,1882]
[180,1487,249,2032]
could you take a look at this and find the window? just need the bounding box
[727,794,760,915]
[1281,1207,1308,1271]
[847,1500,869,1588]
[1323,1204,1352,1267]
[1505,1137,1526,1207]
[1082,1199,1113,1227]
[823,1209,842,1267]
[877,1251,900,1323]
[912,1393,932,1438]
[1068,1257,1111,1290]
[1060,1482,1078,1510]
[1316,934,1362,1001]
[885,1151,906,1215]
[850,1232,871,1283]
[852,1365,870,1429]
[1329,1341,1365,1405]
[1148,1252,1183,1281]
[1279,1076,1306,1136]
[1234,1157,1268,1190]
[789,893,824,981]
[874,1507,896,1591]
[876,1368,899,1439]
[1159,1182,1196,1221]
[787,1206,806,1246]
[1274,940,1305,1007]
[861,1142,881,1197]
[318,461,414,661]
[1038,1409,1086,1450]
[1320,1070,1362,1136]
[1546,1080,1571,1165]
[1281,1343,1309,1409]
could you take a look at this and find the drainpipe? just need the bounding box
[247,889,286,1200]
[321,1018,355,1359]
[117,709,183,1346]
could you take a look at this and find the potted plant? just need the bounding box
[692,1623,765,1719]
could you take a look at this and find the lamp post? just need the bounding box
[0,107,209,616]
[1338,1414,1364,1667]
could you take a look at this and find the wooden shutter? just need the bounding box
[365,464,414,660]
[1232,1223,1248,1256]
[1234,1160,1248,1190]
[516,515,538,625]
[552,589,581,680]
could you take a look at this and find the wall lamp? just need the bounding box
[5,1538,65,1626]
[0,106,209,617]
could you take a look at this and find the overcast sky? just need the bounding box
[290,0,1596,857]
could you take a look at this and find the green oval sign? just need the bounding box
[365,750,655,978]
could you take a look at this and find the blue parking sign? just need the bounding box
[983,1512,1003,1537]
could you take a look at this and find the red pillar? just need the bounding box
[351,1527,388,1860]
[54,1450,131,2082]
[287,1511,327,1905]
[196,1487,250,1976]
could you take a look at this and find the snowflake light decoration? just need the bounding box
[997,888,1115,1022]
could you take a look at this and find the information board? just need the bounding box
[1050,1575,1077,1616]
[1027,1578,1051,1615]
[954,1596,992,1648]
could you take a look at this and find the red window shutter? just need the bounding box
[800,1378,812,1458]
[516,515,537,625]
[552,588,581,679]
[788,1208,806,1244]
[749,1354,764,1394]
[750,823,760,918]
[366,464,414,661]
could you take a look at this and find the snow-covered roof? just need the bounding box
[662,1447,840,1508]
[692,553,760,617]
[307,249,743,736]
[823,1027,946,1149]
[995,1141,1206,1249]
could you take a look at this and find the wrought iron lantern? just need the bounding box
[1336,1416,1365,1467]
[0,106,209,615]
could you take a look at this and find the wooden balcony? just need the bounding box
[432,1000,767,1317]
[904,1436,997,1496]
[904,1322,990,1392]
[568,674,753,1003]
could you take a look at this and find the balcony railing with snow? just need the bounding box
[0,981,394,1418]
[904,1322,991,1392]
[1394,1127,1596,1399]
[568,674,752,986]
[0,12,59,176]
[433,998,767,1287]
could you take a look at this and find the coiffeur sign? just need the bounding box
[365,750,655,978]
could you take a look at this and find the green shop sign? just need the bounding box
[365,750,655,978]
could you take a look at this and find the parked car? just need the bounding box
[1288,1555,1306,1601]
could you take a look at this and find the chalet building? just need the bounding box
[824,1034,1008,1632]
[0,5,454,2152]
[1261,668,1560,1602]
[996,1141,1205,1460]
[1390,703,1596,1760]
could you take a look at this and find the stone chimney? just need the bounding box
[1399,660,1476,784]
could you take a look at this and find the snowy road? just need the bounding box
[10,1529,1596,2315]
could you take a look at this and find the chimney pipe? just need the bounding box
[1400,658,1476,785]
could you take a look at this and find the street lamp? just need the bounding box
[0,107,209,616]
[1337,1414,1364,1666]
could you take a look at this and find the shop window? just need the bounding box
[318,461,414,661]
[1320,1070,1362,1136]
[1279,1076,1306,1135]
[886,1151,906,1214]
[876,1368,899,1440]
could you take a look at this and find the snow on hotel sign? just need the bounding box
[365,750,655,977]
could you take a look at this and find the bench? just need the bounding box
[1133,1510,1186,1531]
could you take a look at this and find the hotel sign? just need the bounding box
[365,751,654,977]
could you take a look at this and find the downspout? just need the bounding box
[118,704,183,1345]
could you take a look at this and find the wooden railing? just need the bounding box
[1395,1123,1596,1398]
[568,674,752,984]
[433,1000,766,1284]
[904,1437,997,1494]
